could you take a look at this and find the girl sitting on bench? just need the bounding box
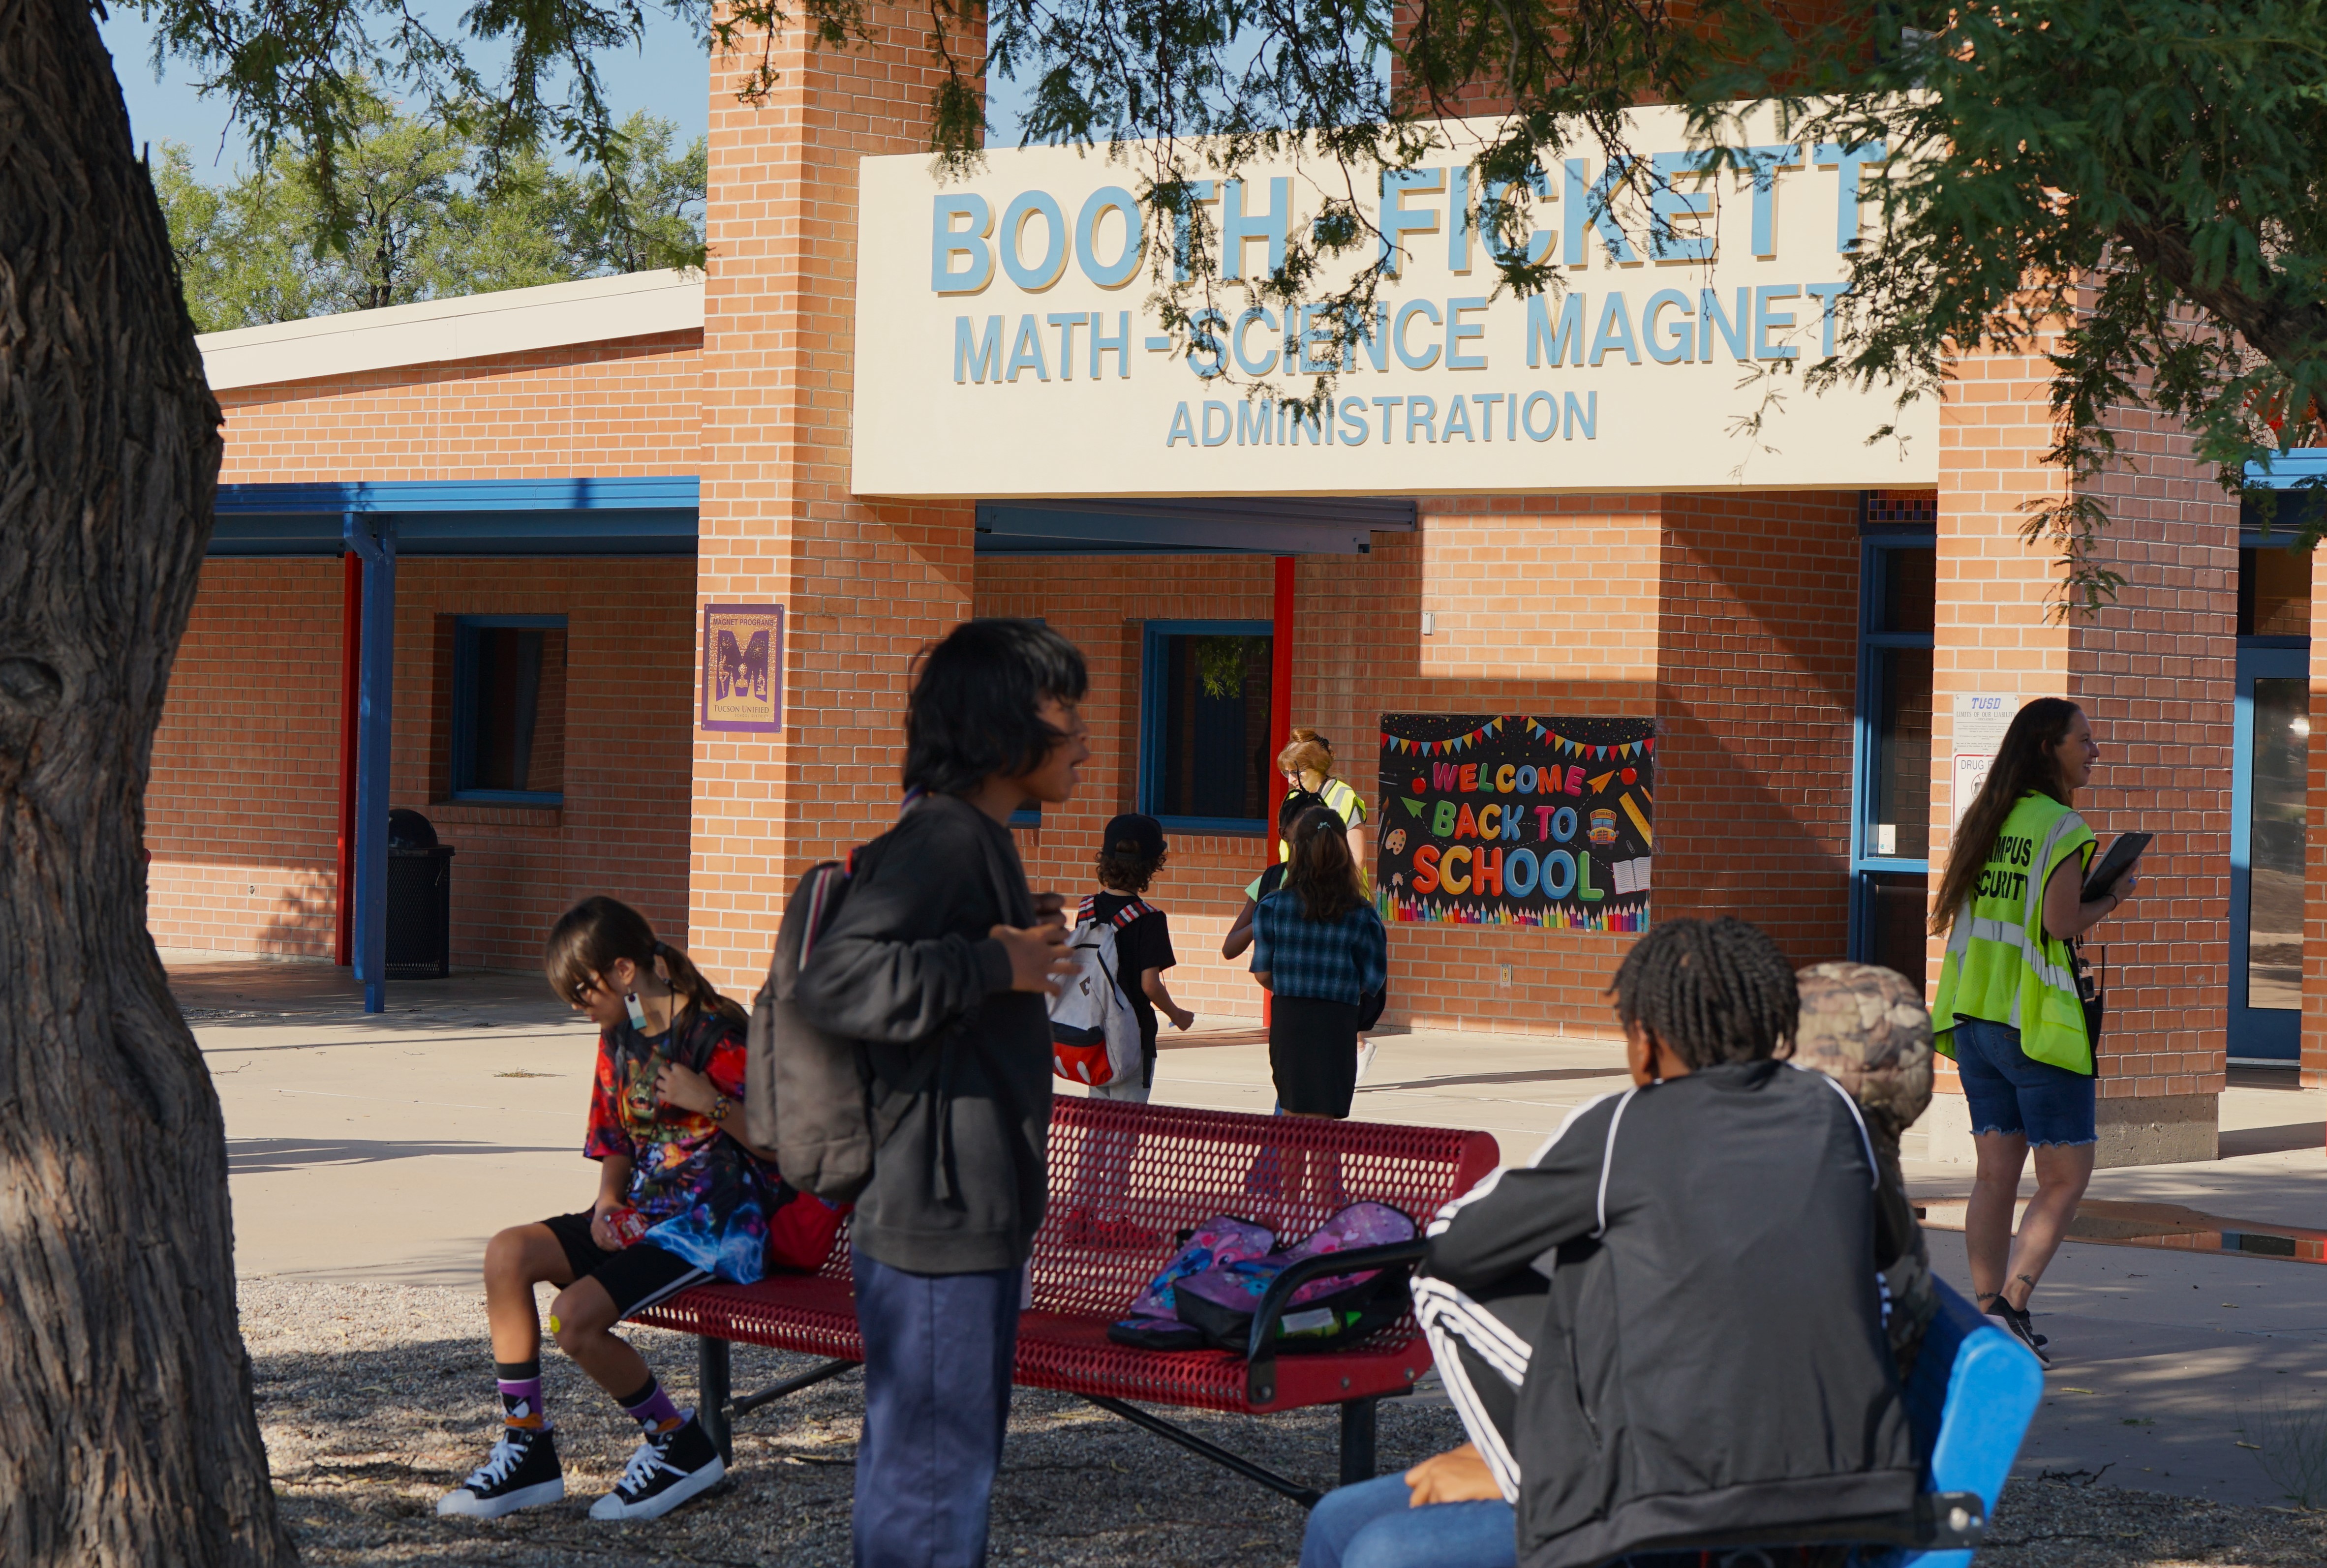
[436,896,816,1524]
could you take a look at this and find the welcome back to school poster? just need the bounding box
[1376,715,1655,932]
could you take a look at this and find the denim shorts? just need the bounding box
[1949,1016,2096,1147]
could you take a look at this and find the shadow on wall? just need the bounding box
[146,854,338,960]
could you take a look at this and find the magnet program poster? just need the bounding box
[1376,714,1655,932]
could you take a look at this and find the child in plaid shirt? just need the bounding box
[1252,806,1387,1121]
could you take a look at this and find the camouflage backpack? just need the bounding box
[1794,962,1938,1378]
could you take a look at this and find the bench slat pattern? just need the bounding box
[638,1097,1499,1414]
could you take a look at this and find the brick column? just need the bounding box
[1929,346,2234,1166]
[690,13,982,990]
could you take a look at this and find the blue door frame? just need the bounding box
[1848,531,1936,964]
[2231,641,2308,1060]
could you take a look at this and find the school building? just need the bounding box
[152,12,2327,1169]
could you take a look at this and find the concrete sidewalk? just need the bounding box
[182,957,2327,1508]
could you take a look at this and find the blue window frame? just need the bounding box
[2230,535,2311,1061]
[1139,620,1276,835]
[449,615,567,805]
[1849,530,1936,984]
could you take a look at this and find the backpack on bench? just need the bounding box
[1108,1203,1418,1356]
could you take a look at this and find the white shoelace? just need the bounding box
[614,1428,682,1497]
[464,1433,530,1490]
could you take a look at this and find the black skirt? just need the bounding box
[1270,996,1361,1117]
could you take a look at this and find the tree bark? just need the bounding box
[0,3,296,1563]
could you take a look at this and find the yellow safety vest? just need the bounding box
[1280,777,1368,862]
[1931,792,2097,1075]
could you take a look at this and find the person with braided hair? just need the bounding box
[1298,918,1918,1568]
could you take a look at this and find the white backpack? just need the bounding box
[1047,896,1150,1087]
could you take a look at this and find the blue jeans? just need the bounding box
[1298,1473,1517,1568]
[1950,1015,2097,1146]
[851,1245,1023,1568]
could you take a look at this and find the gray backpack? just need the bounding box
[744,856,882,1203]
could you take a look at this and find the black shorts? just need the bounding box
[541,1211,710,1319]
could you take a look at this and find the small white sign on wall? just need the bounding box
[1950,693,2018,825]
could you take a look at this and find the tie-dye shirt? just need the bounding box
[582,1007,784,1283]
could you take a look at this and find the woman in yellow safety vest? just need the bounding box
[1930,697,2137,1365]
[1277,730,1369,872]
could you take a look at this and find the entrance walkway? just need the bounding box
[182,958,2327,1507]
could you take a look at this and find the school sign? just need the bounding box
[851,105,1937,498]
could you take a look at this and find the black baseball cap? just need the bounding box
[1101,813,1167,859]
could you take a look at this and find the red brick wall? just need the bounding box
[977,488,1861,1038]
[392,559,697,971]
[685,7,985,993]
[215,331,703,482]
[145,556,695,969]
[147,559,343,956]
[1653,490,1861,961]
[1931,337,2232,1160]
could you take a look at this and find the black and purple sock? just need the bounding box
[495,1358,549,1430]
[617,1374,684,1433]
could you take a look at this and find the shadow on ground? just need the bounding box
[246,1279,2327,1568]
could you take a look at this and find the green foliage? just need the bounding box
[120,0,2327,611]
[1194,634,1262,700]
[153,97,704,332]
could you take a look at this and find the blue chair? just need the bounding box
[1873,1276,2049,1566]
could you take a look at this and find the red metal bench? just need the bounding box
[637,1095,1500,1504]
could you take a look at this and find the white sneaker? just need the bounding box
[1355,1039,1380,1084]
[589,1413,726,1520]
[437,1424,564,1517]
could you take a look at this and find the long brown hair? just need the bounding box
[1284,806,1364,923]
[1929,697,2084,935]
[544,896,747,1031]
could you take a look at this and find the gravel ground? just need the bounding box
[241,1278,2327,1567]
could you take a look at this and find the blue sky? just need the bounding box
[97,7,1039,182]
[99,7,715,181]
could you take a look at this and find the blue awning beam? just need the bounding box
[975,496,1418,555]
[212,477,701,558]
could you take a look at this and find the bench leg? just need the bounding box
[1338,1396,1378,1487]
[698,1335,733,1465]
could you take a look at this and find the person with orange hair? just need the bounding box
[1277,728,1370,874]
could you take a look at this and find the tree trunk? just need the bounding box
[0,4,296,1563]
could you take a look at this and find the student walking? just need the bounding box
[1277,729,1370,873]
[1931,698,2138,1363]
[794,619,1088,1568]
[1222,788,1331,962]
[1252,806,1387,1123]
[438,898,788,1522]
[1084,812,1194,1103]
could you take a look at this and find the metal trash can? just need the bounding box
[385,808,455,978]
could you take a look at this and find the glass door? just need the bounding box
[2231,644,2308,1060]
[1852,534,1937,986]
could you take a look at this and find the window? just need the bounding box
[1139,621,1275,832]
[1852,535,1935,985]
[449,616,567,805]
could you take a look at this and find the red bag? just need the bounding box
[765,1188,849,1273]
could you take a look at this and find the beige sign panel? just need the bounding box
[851,107,1938,500]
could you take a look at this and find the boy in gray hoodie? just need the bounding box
[796,619,1088,1568]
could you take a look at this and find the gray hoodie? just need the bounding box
[794,793,1051,1275]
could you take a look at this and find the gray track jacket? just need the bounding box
[795,794,1051,1275]
[1425,1059,1919,1568]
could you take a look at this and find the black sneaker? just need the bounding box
[1990,1298,2052,1365]
[437,1424,564,1517]
[589,1413,726,1520]
[1980,1293,2049,1347]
